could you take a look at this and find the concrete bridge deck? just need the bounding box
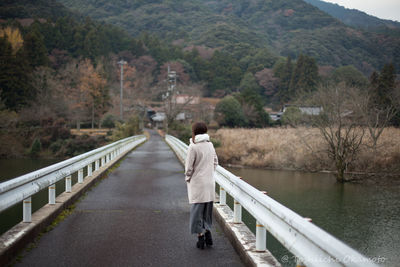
[14,130,243,267]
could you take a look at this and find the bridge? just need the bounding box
[0,130,378,267]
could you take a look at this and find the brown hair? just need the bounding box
[192,122,208,143]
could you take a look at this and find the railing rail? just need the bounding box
[0,135,146,220]
[165,134,377,267]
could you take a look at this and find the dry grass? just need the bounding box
[213,127,400,175]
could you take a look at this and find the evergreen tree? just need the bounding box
[0,37,32,110]
[370,63,396,107]
[277,56,293,103]
[22,29,48,69]
[288,54,318,99]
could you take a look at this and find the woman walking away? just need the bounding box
[185,122,218,249]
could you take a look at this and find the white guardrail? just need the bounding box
[0,135,146,223]
[165,134,378,267]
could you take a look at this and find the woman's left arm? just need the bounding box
[185,145,196,182]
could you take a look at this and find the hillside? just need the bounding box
[0,0,73,20]
[57,0,400,74]
[304,0,400,32]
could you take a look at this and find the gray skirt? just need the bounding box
[190,201,213,234]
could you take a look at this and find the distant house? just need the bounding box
[282,105,323,116]
[150,112,186,128]
[172,94,200,105]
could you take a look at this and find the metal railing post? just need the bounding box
[95,159,99,171]
[101,156,105,166]
[88,163,92,177]
[233,199,242,223]
[219,187,226,205]
[256,220,267,252]
[49,185,56,205]
[256,190,268,251]
[78,169,83,184]
[23,197,32,223]
[65,175,72,192]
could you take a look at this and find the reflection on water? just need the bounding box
[0,158,60,182]
[227,167,400,267]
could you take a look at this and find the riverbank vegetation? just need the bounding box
[213,127,400,180]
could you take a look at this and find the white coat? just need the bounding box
[184,134,218,204]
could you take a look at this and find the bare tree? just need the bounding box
[310,84,365,183]
[352,88,396,151]
[162,83,201,133]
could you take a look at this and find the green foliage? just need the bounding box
[331,65,368,88]
[207,51,243,96]
[112,115,141,141]
[0,0,72,20]
[168,122,192,145]
[215,96,247,127]
[101,114,116,129]
[58,0,400,73]
[275,56,294,103]
[22,28,49,69]
[289,54,319,98]
[370,63,396,107]
[281,107,303,127]
[29,138,42,157]
[0,36,33,110]
[62,135,106,157]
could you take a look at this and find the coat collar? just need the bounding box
[190,134,210,144]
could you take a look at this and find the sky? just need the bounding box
[322,0,400,22]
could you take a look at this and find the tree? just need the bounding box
[276,56,293,103]
[0,26,23,54]
[331,65,368,88]
[79,59,108,129]
[357,63,398,148]
[255,68,279,99]
[281,106,302,127]
[22,29,49,69]
[310,84,365,183]
[214,96,247,127]
[289,54,319,99]
[0,37,32,110]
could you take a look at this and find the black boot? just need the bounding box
[205,230,213,247]
[197,235,205,249]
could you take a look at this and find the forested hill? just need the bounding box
[0,0,73,20]
[58,0,400,73]
[303,0,400,32]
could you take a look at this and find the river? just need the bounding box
[227,167,399,267]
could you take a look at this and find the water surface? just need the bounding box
[227,167,399,267]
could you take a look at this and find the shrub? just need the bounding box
[102,114,116,129]
[214,96,247,127]
[112,115,141,141]
[169,122,192,144]
[29,138,41,157]
[281,107,302,127]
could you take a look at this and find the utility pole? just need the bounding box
[162,64,177,133]
[118,59,127,121]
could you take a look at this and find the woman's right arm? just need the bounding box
[184,145,196,182]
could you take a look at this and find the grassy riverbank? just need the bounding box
[212,127,400,180]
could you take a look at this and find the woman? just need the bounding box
[185,122,218,249]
